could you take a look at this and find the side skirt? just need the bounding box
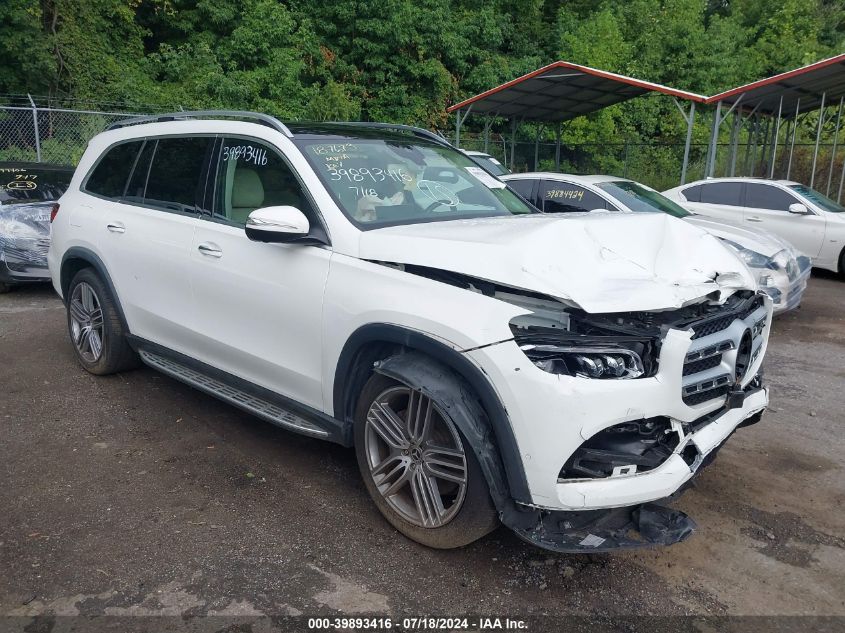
[129,337,352,446]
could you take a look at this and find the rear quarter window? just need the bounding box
[681,185,702,202]
[84,141,143,199]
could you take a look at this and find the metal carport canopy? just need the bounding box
[447,61,706,121]
[706,53,845,115]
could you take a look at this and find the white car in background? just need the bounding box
[662,177,845,275]
[503,173,810,314]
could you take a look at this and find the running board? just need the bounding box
[138,349,330,439]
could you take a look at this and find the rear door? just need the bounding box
[188,136,331,410]
[93,136,213,352]
[684,181,744,222]
[540,180,613,213]
[743,182,825,257]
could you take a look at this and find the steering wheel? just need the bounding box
[422,199,456,214]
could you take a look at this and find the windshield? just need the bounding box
[297,139,535,227]
[468,154,509,176]
[788,184,845,213]
[596,180,690,218]
[0,166,72,204]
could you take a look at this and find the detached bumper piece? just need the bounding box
[505,502,695,553]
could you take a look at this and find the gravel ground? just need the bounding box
[1,275,844,624]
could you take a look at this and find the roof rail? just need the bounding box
[105,110,292,136]
[325,122,453,147]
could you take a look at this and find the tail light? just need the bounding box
[50,203,60,222]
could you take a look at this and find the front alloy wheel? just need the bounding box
[354,371,499,549]
[364,385,467,528]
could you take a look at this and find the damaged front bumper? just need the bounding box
[499,387,765,552]
[553,384,767,510]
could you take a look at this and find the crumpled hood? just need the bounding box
[684,215,789,258]
[359,213,757,313]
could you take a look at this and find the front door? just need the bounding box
[189,136,331,410]
[742,183,826,258]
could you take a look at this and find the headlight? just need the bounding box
[519,342,647,379]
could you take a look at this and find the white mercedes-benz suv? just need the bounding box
[48,112,772,552]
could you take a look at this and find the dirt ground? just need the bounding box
[1,273,844,625]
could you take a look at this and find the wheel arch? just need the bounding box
[60,247,129,331]
[333,323,531,506]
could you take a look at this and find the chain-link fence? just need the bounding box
[0,95,166,166]
[459,134,845,200]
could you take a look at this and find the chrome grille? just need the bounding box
[681,296,768,407]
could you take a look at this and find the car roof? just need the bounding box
[502,172,629,185]
[102,114,452,147]
[679,177,801,187]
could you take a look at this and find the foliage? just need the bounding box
[0,0,843,182]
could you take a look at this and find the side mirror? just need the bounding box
[245,206,310,243]
[788,203,810,215]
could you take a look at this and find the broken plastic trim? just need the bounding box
[506,502,696,553]
[559,417,679,479]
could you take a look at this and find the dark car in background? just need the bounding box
[0,163,73,292]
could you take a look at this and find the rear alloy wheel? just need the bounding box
[355,373,498,548]
[69,281,105,363]
[66,268,138,375]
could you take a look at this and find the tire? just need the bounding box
[354,371,499,549]
[66,268,138,375]
[839,247,845,277]
[0,282,10,294]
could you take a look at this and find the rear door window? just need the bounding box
[698,182,743,206]
[143,137,213,213]
[744,183,799,211]
[84,141,143,199]
[541,181,608,213]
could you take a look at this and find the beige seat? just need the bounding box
[229,169,264,225]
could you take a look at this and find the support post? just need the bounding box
[787,98,800,180]
[826,96,843,195]
[534,124,544,171]
[759,116,771,176]
[679,100,696,184]
[554,122,561,171]
[509,118,517,170]
[28,94,41,163]
[729,112,741,176]
[749,114,760,176]
[769,96,784,178]
[838,153,845,203]
[707,101,722,177]
[810,92,826,188]
[454,108,462,148]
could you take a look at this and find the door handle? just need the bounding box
[106,222,125,233]
[198,242,223,258]
[746,217,762,223]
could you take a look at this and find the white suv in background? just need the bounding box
[663,177,845,274]
[49,112,772,553]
